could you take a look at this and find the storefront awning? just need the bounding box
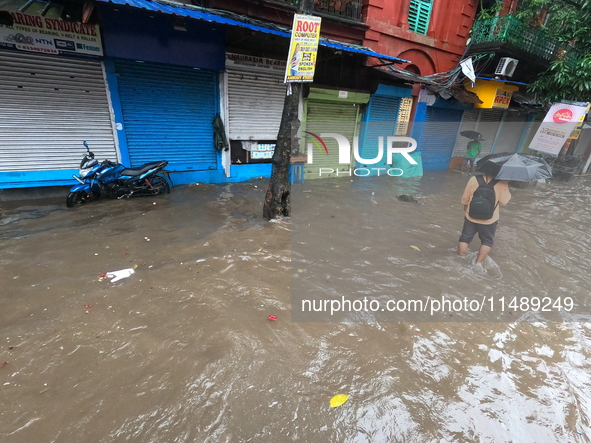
[373,63,483,105]
[96,0,411,63]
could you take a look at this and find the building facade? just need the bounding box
[0,0,482,189]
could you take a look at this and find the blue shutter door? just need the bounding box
[418,107,463,170]
[358,96,401,174]
[115,60,218,171]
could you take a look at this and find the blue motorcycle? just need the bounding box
[67,141,171,208]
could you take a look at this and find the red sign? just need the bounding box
[553,108,574,123]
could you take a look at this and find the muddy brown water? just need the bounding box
[1,172,591,442]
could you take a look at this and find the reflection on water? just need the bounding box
[1,173,591,442]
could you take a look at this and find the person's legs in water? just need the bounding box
[476,245,492,263]
[475,221,498,263]
[458,218,478,256]
[461,157,469,173]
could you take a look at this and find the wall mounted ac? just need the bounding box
[495,57,519,77]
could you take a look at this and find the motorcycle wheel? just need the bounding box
[66,191,86,208]
[150,175,170,195]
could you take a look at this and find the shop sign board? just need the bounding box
[492,87,514,109]
[0,6,102,56]
[250,143,276,159]
[284,14,321,83]
[227,53,286,72]
[529,102,589,155]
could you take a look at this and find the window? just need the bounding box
[408,0,433,35]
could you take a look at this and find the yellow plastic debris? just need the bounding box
[410,245,421,252]
[330,394,349,408]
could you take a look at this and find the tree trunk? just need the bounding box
[263,0,314,221]
[263,83,301,220]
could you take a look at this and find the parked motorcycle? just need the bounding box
[66,141,171,208]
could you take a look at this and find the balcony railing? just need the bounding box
[470,15,561,61]
[268,0,363,22]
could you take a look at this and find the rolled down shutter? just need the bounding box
[227,65,286,140]
[494,111,529,154]
[304,100,359,179]
[115,59,218,170]
[453,109,479,157]
[418,107,463,170]
[0,51,116,173]
[358,96,401,174]
[476,109,504,157]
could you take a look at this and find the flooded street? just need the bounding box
[2,171,591,442]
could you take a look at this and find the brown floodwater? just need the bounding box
[1,171,591,442]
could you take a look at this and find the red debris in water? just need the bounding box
[268,315,277,321]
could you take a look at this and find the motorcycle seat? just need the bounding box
[120,161,167,176]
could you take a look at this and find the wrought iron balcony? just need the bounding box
[470,15,561,61]
[267,0,363,22]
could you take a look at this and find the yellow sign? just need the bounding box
[463,78,519,109]
[492,88,514,109]
[284,14,322,83]
[569,128,582,139]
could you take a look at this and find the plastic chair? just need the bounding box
[289,164,305,184]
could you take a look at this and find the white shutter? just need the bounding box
[0,51,116,172]
[477,109,504,157]
[227,64,286,140]
[494,111,529,154]
[453,109,479,157]
[452,109,504,158]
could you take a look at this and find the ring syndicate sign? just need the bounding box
[0,5,102,57]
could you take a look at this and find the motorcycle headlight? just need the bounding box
[79,168,90,178]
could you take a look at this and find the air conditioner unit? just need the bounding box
[495,57,519,77]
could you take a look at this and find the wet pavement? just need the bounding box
[2,172,591,442]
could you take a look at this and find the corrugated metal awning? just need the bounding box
[96,0,411,64]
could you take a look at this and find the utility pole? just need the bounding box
[263,0,315,220]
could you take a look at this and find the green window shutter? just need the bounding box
[408,0,433,35]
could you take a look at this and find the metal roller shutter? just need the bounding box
[304,100,359,179]
[115,59,218,170]
[453,109,479,157]
[493,111,529,154]
[227,65,286,140]
[358,95,401,174]
[0,51,116,172]
[418,107,463,170]
[476,109,504,157]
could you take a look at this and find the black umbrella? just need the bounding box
[475,152,553,182]
[460,130,484,141]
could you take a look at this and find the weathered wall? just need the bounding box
[362,0,478,75]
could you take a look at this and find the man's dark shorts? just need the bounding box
[459,218,498,247]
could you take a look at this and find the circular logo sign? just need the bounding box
[553,108,573,123]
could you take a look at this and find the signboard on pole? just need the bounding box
[284,14,321,83]
[528,102,589,155]
[0,5,102,57]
